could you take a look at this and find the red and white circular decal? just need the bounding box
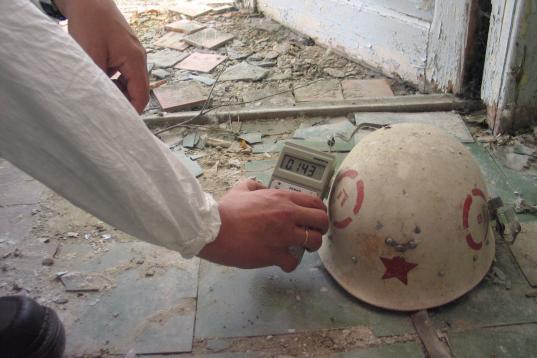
[330,169,365,229]
[462,188,489,251]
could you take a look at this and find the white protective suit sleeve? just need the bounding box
[0,1,221,258]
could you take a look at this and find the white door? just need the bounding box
[256,0,475,93]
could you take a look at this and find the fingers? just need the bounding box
[232,179,267,192]
[287,191,327,211]
[118,52,149,114]
[284,226,322,251]
[275,252,300,273]
[292,206,329,234]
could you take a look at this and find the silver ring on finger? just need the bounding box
[303,227,309,247]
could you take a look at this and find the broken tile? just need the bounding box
[323,68,346,78]
[173,150,203,177]
[220,62,269,81]
[165,19,206,34]
[183,132,200,148]
[60,272,107,292]
[210,4,236,14]
[154,32,189,51]
[151,69,170,80]
[176,52,227,73]
[352,112,474,143]
[169,2,212,18]
[153,82,207,112]
[294,80,343,102]
[242,84,295,107]
[183,28,234,49]
[227,48,253,60]
[189,74,216,86]
[342,79,395,99]
[238,133,263,144]
[509,222,537,287]
[147,50,188,69]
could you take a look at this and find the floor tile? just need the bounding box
[195,253,414,340]
[430,241,537,331]
[165,19,206,34]
[184,28,234,49]
[63,241,199,355]
[352,112,474,143]
[448,324,537,358]
[154,31,190,51]
[330,341,425,357]
[294,80,343,102]
[153,82,207,112]
[342,79,394,99]
[176,52,227,73]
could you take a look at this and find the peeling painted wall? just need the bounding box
[255,0,434,84]
[482,0,537,132]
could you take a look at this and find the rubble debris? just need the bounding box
[176,52,227,73]
[220,62,269,81]
[151,69,170,80]
[323,68,346,78]
[341,79,395,99]
[154,31,189,51]
[42,257,54,266]
[206,137,233,148]
[60,272,106,292]
[67,232,79,238]
[238,132,263,144]
[173,150,204,177]
[227,48,253,60]
[183,132,200,148]
[147,49,188,69]
[53,297,69,305]
[210,4,236,14]
[153,82,208,112]
[228,159,242,168]
[514,193,537,215]
[189,74,216,86]
[184,28,234,49]
[294,80,344,102]
[165,19,206,34]
[241,84,295,107]
[169,3,212,18]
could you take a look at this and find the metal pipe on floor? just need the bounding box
[143,94,483,128]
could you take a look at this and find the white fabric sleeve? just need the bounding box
[0,1,221,258]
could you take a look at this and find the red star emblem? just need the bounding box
[380,256,418,285]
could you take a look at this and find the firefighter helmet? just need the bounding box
[319,123,495,311]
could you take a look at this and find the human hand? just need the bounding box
[55,0,149,113]
[198,180,329,272]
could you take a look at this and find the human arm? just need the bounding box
[0,1,328,270]
[54,0,149,113]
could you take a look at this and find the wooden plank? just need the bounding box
[482,0,537,133]
[425,0,477,94]
[144,94,482,127]
[411,310,452,358]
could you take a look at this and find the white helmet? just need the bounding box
[319,123,495,311]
